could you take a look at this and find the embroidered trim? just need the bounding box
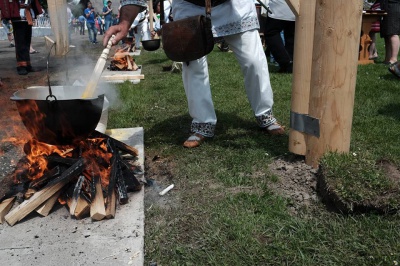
[213,16,259,37]
[120,0,147,8]
[191,122,215,137]
[256,110,277,128]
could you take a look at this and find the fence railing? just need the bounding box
[34,16,51,27]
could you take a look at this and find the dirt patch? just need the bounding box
[267,156,320,215]
[143,152,179,211]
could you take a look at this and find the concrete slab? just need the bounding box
[0,127,145,266]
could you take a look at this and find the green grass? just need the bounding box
[107,39,400,265]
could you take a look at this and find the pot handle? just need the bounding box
[46,42,57,101]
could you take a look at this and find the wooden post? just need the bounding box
[287,0,317,155]
[305,0,362,167]
[46,0,70,56]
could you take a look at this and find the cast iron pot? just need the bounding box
[10,86,104,145]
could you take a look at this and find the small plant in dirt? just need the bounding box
[318,152,400,214]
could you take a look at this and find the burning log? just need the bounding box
[90,174,106,221]
[0,197,15,224]
[29,165,63,190]
[2,131,142,225]
[93,130,139,158]
[109,48,139,71]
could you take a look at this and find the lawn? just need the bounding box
[107,37,400,265]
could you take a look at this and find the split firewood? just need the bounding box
[126,55,133,70]
[90,175,106,221]
[5,178,68,226]
[0,197,15,224]
[105,189,116,219]
[5,158,85,226]
[67,195,90,220]
[35,189,62,216]
[105,155,118,219]
[69,175,85,216]
[24,188,36,200]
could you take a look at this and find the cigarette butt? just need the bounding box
[159,184,174,196]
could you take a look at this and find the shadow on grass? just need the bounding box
[145,110,289,156]
[377,103,400,121]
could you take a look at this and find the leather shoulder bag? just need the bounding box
[161,0,214,62]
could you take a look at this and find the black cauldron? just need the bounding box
[10,86,104,145]
[142,39,161,51]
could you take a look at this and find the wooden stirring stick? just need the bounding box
[81,35,115,99]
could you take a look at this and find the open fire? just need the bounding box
[0,130,142,226]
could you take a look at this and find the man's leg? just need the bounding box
[87,23,94,42]
[224,29,284,134]
[181,56,217,147]
[11,20,32,75]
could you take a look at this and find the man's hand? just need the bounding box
[103,5,142,47]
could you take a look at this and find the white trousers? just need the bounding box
[183,29,275,136]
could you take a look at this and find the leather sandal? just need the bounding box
[183,133,207,148]
[262,122,285,135]
[388,62,400,79]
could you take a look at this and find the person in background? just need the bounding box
[103,0,113,32]
[368,0,381,60]
[130,8,150,49]
[0,0,43,75]
[264,0,296,73]
[84,1,98,44]
[1,19,15,47]
[78,14,86,35]
[153,0,171,32]
[104,0,285,148]
[97,14,103,35]
[380,0,400,65]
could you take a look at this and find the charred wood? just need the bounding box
[116,163,128,205]
[119,158,142,192]
[45,158,85,187]
[47,156,79,167]
[29,165,62,189]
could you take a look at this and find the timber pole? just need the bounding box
[47,0,70,56]
[305,0,363,167]
[286,0,317,155]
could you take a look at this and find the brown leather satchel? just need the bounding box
[161,0,214,62]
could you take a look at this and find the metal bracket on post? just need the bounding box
[290,111,320,138]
